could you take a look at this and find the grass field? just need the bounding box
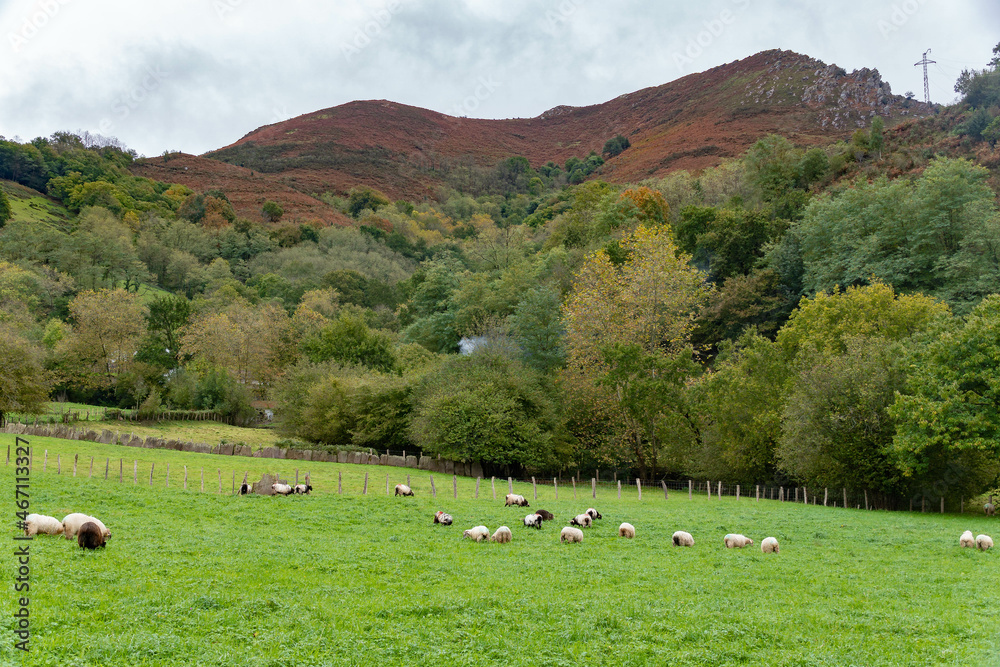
[1,433,999,666]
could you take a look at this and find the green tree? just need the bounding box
[869,117,885,159]
[63,289,148,391]
[138,294,192,369]
[0,188,11,227]
[262,200,284,222]
[510,286,565,373]
[347,187,390,218]
[301,311,397,373]
[0,325,51,424]
[602,135,631,158]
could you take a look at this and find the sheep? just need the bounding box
[433,511,453,525]
[960,530,976,548]
[724,534,754,549]
[491,526,512,543]
[977,534,994,551]
[535,509,555,521]
[24,514,63,537]
[672,531,694,547]
[618,522,635,538]
[586,508,603,520]
[62,514,111,541]
[761,537,780,554]
[272,483,293,496]
[238,482,253,495]
[985,503,995,517]
[560,526,584,543]
[77,521,106,550]
[523,513,543,529]
[463,526,490,542]
[504,493,529,507]
[569,513,592,528]
[293,484,312,495]
[395,484,414,497]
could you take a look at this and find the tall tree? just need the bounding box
[0,325,51,424]
[63,289,147,390]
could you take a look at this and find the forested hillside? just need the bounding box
[2,45,999,506]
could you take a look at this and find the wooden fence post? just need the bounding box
[407,474,411,487]
[338,471,342,495]
[843,488,848,508]
[363,472,368,495]
[133,461,137,484]
[707,481,711,499]
[636,478,641,500]
[232,471,235,494]
[149,462,154,485]
[717,481,722,498]
[532,476,537,501]
[756,485,760,502]
[794,487,799,502]
[940,497,944,514]
[430,475,436,498]
[73,454,77,477]
[454,475,458,499]
[184,466,188,490]
[960,496,964,513]
[779,486,784,501]
[508,477,513,494]
[166,463,170,488]
[491,476,496,500]
[476,477,480,499]
[865,490,870,511]
[689,479,693,500]
[736,484,740,501]
[201,468,204,493]
[662,480,668,500]
[554,478,558,500]
[617,480,622,499]
[824,488,828,507]
[89,457,93,478]
[43,450,47,472]
[386,474,390,495]
[57,454,60,474]
[218,470,222,495]
[104,458,109,480]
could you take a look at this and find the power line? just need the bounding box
[914,49,936,104]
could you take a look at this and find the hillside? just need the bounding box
[133,49,934,208]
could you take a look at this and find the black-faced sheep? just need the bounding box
[672,531,694,547]
[463,526,490,542]
[504,493,529,507]
[586,508,602,520]
[433,511,453,525]
[724,534,753,549]
[618,522,635,538]
[560,526,584,543]
[24,514,63,537]
[395,484,414,497]
[62,514,111,541]
[535,509,554,521]
[570,513,592,528]
[761,536,780,553]
[491,526,512,543]
[523,513,543,529]
[77,521,106,550]
[272,483,293,496]
[960,530,976,548]
[977,534,994,551]
[238,482,253,495]
[985,503,995,517]
[294,484,312,494]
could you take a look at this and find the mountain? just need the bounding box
[131,49,933,221]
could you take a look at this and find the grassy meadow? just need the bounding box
[1,433,999,666]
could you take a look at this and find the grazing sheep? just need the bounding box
[491,526,512,543]
[570,513,592,528]
[463,526,490,542]
[272,483,293,496]
[586,508,603,520]
[560,526,584,543]
[77,521,106,550]
[960,530,976,548]
[985,503,995,517]
[523,513,543,529]
[618,522,635,538]
[977,534,994,551]
[724,534,754,549]
[62,514,111,541]
[238,482,253,495]
[395,484,414,497]
[672,531,694,547]
[433,511,453,525]
[761,537,780,554]
[24,514,63,537]
[293,484,312,494]
[504,493,529,507]
[535,509,554,521]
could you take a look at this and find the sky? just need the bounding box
[0,0,996,157]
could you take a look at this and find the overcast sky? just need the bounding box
[1,0,996,157]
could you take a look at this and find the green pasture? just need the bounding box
[1,433,998,666]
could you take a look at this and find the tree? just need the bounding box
[138,294,192,369]
[0,188,11,226]
[510,286,565,373]
[63,289,147,391]
[301,311,397,373]
[869,117,884,159]
[0,326,51,425]
[347,187,390,218]
[262,200,284,222]
[602,134,631,158]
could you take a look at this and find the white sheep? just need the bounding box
[491,526,512,543]
[504,493,529,507]
[960,530,976,548]
[395,484,414,497]
[672,530,694,547]
[618,522,635,538]
[62,513,111,541]
[433,511,453,525]
[272,483,293,496]
[560,526,584,543]
[570,513,592,528]
[294,484,312,494]
[977,534,993,551]
[586,508,602,520]
[463,526,490,542]
[523,513,543,529]
[761,536,780,554]
[724,533,753,549]
[985,503,995,517]
[24,514,64,537]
